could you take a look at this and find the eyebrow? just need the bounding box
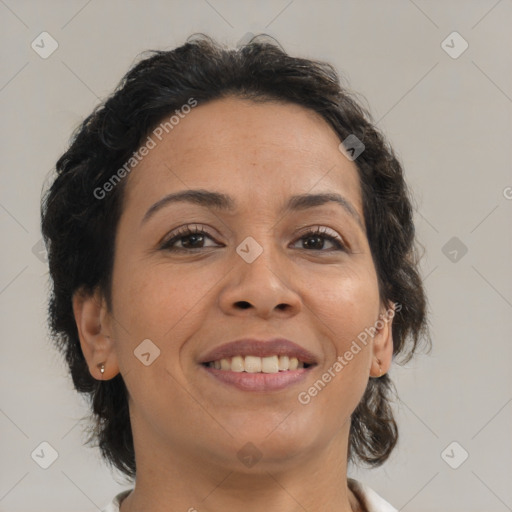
[140,189,364,230]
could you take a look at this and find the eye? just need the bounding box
[160,224,346,253]
[160,224,220,252]
[291,226,346,251]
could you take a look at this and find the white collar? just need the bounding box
[348,479,398,512]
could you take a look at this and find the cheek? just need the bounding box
[304,263,381,343]
[109,263,213,422]
[110,260,219,360]
[300,265,379,396]
[299,284,376,427]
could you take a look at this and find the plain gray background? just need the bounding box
[1,1,511,511]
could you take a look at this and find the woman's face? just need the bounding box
[101,96,392,470]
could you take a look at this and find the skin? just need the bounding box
[73,96,394,512]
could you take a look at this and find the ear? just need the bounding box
[72,287,120,381]
[369,301,396,378]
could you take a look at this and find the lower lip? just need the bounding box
[201,365,312,392]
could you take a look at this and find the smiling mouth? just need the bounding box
[202,355,314,373]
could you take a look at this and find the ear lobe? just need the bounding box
[370,301,395,378]
[72,287,119,380]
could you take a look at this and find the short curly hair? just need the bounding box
[41,34,429,480]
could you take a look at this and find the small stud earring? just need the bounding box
[97,362,105,377]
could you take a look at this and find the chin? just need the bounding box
[230,417,318,460]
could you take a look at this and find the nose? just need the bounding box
[217,240,302,319]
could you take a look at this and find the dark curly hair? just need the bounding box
[40,34,429,480]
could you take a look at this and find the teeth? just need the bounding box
[278,355,289,371]
[245,355,261,373]
[231,355,244,372]
[262,355,279,373]
[207,355,306,373]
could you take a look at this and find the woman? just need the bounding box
[41,35,429,512]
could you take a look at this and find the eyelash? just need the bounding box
[160,224,346,252]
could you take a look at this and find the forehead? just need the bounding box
[123,96,363,219]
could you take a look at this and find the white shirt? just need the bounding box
[102,479,397,512]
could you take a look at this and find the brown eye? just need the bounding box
[160,225,220,251]
[292,227,345,251]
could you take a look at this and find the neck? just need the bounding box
[120,417,360,512]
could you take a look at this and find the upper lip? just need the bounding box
[198,338,318,365]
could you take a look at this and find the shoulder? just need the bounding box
[348,479,398,512]
[102,489,132,512]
